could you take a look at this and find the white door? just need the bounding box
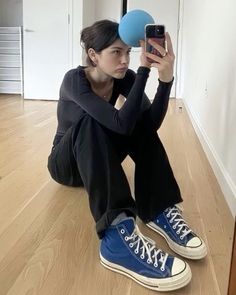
[23,0,71,100]
[127,0,179,98]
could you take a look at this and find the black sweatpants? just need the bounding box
[48,113,182,238]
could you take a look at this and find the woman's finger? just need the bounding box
[147,38,167,57]
[139,40,152,68]
[165,32,174,57]
[145,51,166,63]
[139,40,145,52]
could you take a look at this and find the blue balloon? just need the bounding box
[118,9,155,47]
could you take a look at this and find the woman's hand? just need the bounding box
[145,32,175,83]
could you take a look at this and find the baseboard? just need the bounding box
[183,100,236,218]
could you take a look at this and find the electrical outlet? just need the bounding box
[204,81,208,98]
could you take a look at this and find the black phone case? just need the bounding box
[145,25,166,59]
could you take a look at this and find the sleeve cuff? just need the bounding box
[137,66,151,76]
[158,77,174,85]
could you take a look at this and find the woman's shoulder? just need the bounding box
[60,66,89,97]
[63,66,86,79]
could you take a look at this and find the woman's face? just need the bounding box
[94,39,131,79]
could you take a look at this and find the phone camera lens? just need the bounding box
[157,27,163,34]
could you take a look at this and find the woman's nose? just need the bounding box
[121,54,129,64]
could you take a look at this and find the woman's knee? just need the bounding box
[73,115,110,150]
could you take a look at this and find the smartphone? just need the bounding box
[145,24,166,60]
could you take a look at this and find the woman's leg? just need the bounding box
[48,115,136,238]
[99,118,192,291]
[128,116,182,222]
[128,115,207,260]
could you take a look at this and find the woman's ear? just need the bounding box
[88,48,97,65]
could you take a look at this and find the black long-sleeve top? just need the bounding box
[53,65,173,146]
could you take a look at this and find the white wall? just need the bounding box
[0,0,23,26]
[179,0,236,216]
[94,0,122,22]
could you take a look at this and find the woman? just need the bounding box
[48,20,207,292]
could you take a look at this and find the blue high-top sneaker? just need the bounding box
[147,206,207,260]
[100,217,191,292]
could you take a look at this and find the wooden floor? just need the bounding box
[0,94,234,295]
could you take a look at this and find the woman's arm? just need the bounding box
[147,78,174,130]
[60,66,150,135]
[139,32,175,130]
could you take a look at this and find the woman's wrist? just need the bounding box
[139,60,151,69]
[140,62,151,69]
[158,72,174,83]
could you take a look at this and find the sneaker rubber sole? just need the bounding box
[100,254,192,292]
[147,222,207,260]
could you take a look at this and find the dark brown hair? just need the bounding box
[80,20,119,66]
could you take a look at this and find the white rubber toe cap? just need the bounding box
[171,258,187,276]
[186,236,202,247]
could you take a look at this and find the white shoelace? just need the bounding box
[166,207,192,239]
[124,225,168,271]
